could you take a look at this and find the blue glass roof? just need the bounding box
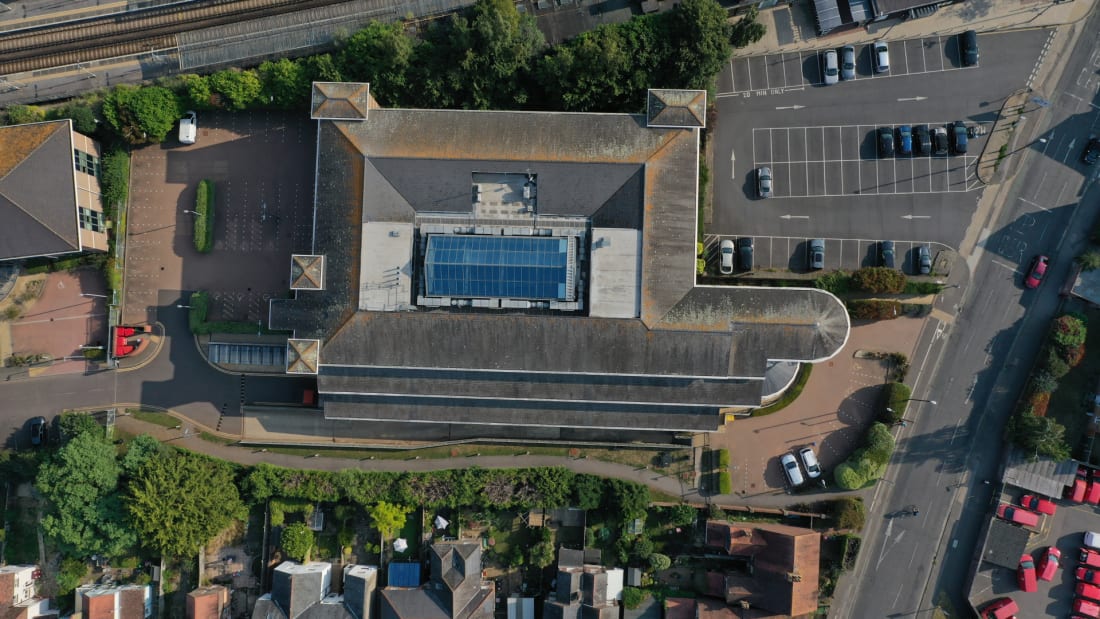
[424,235,571,300]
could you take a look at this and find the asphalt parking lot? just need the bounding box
[712,29,1052,254]
[705,236,948,275]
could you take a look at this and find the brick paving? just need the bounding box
[9,269,109,376]
[122,110,315,326]
[710,316,926,497]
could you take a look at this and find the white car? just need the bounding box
[799,447,821,479]
[719,240,735,274]
[1085,531,1100,550]
[781,453,804,487]
[179,111,197,144]
[873,41,890,73]
[822,49,839,85]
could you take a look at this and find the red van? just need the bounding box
[1021,493,1057,515]
[1088,481,1100,505]
[996,504,1041,527]
[1069,478,1089,503]
[1018,555,1037,592]
[1079,582,1100,602]
[1082,549,1100,569]
[1039,546,1061,581]
[1075,597,1100,618]
[980,597,1019,619]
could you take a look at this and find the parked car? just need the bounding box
[738,237,754,271]
[914,124,932,156]
[1018,554,1037,592]
[840,45,856,80]
[1087,480,1100,505]
[1086,531,1100,550]
[873,41,890,73]
[179,111,197,144]
[1069,478,1088,502]
[28,416,46,447]
[822,49,839,85]
[1083,138,1100,165]
[916,245,932,275]
[1024,255,1049,289]
[808,239,825,270]
[1020,493,1056,515]
[880,240,896,269]
[996,503,1040,527]
[720,240,735,275]
[757,166,773,198]
[877,127,894,158]
[1078,567,1100,583]
[1039,546,1060,581]
[979,597,1019,619]
[798,447,821,479]
[1080,582,1100,602]
[1082,549,1100,568]
[932,126,950,155]
[896,125,913,156]
[960,29,979,66]
[780,453,804,487]
[1077,597,1100,619]
[952,122,969,154]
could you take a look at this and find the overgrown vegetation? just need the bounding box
[851,267,905,294]
[193,180,215,253]
[834,422,895,489]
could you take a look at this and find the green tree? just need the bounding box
[5,104,45,125]
[633,536,654,560]
[59,411,101,441]
[57,557,90,597]
[833,497,865,530]
[573,474,605,510]
[1052,314,1087,349]
[1008,413,1071,460]
[51,104,99,134]
[208,69,262,110]
[103,85,180,143]
[301,53,344,83]
[37,431,135,558]
[1045,349,1071,379]
[1079,251,1100,271]
[338,21,414,103]
[529,538,555,568]
[1031,370,1059,394]
[664,0,732,90]
[281,521,315,562]
[371,501,411,540]
[664,503,697,527]
[607,479,649,520]
[126,452,244,557]
[851,266,907,294]
[259,58,311,109]
[179,74,213,110]
[622,587,647,609]
[648,552,671,571]
[834,462,864,490]
[730,6,767,48]
[864,423,895,465]
[535,25,640,112]
[120,434,168,477]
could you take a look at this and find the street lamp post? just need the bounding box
[182,210,204,217]
[176,304,191,309]
[81,293,109,299]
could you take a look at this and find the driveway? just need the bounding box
[7,269,108,377]
[123,110,316,326]
[711,316,926,497]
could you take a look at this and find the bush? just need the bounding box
[834,423,894,489]
[99,150,130,211]
[1031,370,1058,394]
[888,352,910,382]
[833,497,865,530]
[648,552,671,571]
[1051,314,1087,349]
[1079,251,1100,271]
[102,85,181,143]
[5,104,45,125]
[716,471,732,494]
[717,448,730,469]
[834,462,864,490]
[697,258,705,275]
[281,522,314,562]
[864,423,895,464]
[1026,390,1051,417]
[851,267,906,294]
[1045,350,1071,379]
[187,291,210,334]
[814,271,852,295]
[1061,343,1086,368]
[180,74,214,110]
[51,104,99,135]
[848,299,902,320]
[208,69,263,110]
[622,587,647,610]
[193,180,215,253]
[878,382,911,423]
[57,557,89,597]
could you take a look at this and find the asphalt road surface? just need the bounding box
[833,8,1100,618]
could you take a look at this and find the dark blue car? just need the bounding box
[896,125,913,156]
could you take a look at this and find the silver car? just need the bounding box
[822,49,839,85]
[873,41,890,73]
[720,239,735,274]
[839,45,856,80]
[757,166,772,198]
[916,245,932,275]
[781,453,805,487]
[808,239,825,270]
[799,447,821,479]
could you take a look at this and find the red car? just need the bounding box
[1070,478,1089,503]
[980,597,1019,619]
[1080,567,1100,583]
[997,504,1041,527]
[1021,494,1057,515]
[1018,554,1037,592]
[1085,550,1100,569]
[1088,482,1100,505]
[1025,255,1049,288]
[1082,582,1100,601]
[1078,596,1100,617]
[1040,546,1061,581]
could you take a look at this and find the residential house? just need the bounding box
[0,565,53,619]
[74,584,152,619]
[187,585,228,619]
[0,120,109,261]
[543,548,624,619]
[705,521,821,618]
[251,562,377,619]
[379,541,494,619]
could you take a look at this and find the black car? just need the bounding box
[916,246,932,275]
[877,127,894,158]
[1083,138,1100,165]
[932,127,949,156]
[960,30,979,67]
[880,240,896,269]
[737,237,754,271]
[913,125,932,156]
[29,416,47,446]
[951,122,968,155]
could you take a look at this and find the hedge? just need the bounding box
[187,291,209,333]
[716,471,732,494]
[193,180,215,253]
[851,267,905,294]
[834,422,895,489]
[848,299,901,320]
[878,382,911,423]
[717,448,730,469]
[100,150,131,213]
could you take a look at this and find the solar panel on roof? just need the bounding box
[424,235,571,300]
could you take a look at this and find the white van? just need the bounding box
[179,111,197,144]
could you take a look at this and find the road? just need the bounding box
[833,6,1100,618]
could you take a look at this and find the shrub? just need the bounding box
[717,448,730,469]
[102,85,181,143]
[1045,350,1071,379]
[697,258,705,275]
[5,104,45,125]
[1060,343,1086,368]
[833,497,865,530]
[180,74,214,110]
[51,104,99,134]
[1051,314,1087,349]
[208,69,262,110]
[622,587,647,610]
[716,471,732,494]
[814,271,852,295]
[888,352,910,382]
[187,291,210,333]
[848,299,901,320]
[193,180,215,253]
[851,267,906,294]
[1079,251,1100,271]
[834,462,864,490]
[878,382,911,423]
[100,150,130,211]
[648,552,671,571]
[863,423,895,464]
[1026,391,1051,417]
[1031,370,1058,394]
[281,522,314,562]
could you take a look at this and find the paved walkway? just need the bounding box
[738,0,1091,57]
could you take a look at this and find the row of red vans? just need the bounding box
[1066,466,1100,504]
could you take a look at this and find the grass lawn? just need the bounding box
[1046,306,1100,462]
[3,508,38,563]
[395,510,421,556]
[128,409,180,428]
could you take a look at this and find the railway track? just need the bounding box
[0,0,353,75]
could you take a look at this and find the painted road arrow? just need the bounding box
[775,105,805,110]
[901,214,931,219]
[897,96,928,102]
[780,215,810,219]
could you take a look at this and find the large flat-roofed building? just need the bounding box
[269,84,849,440]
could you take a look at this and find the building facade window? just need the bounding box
[78,207,105,233]
[73,149,99,177]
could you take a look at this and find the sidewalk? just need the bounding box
[738,0,1092,57]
